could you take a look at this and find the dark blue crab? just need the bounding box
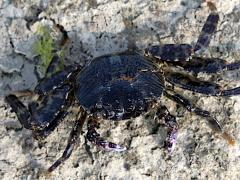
[5,2,239,172]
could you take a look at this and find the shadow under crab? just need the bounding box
[5,2,239,172]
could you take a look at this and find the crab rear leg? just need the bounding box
[48,110,87,172]
[86,118,126,152]
[164,89,235,145]
[145,44,193,62]
[193,11,219,53]
[167,57,240,73]
[165,71,240,96]
[156,105,179,153]
[144,9,219,62]
[188,57,240,73]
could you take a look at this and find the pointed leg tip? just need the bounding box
[106,143,127,152]
[222,132,236,146]
[115,145,127,152]
[47,159,62,173]
[47,166,55,173]
[167,130,178,154]
[38,169,53,179]
[165,141,177,154]
[167,146,175,154]
[46,169,53,175]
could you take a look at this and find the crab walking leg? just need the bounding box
[146,46,240,73]
[144,10,219,62]
[188,57,240,73]
[86,119,127,152]
[48,110,87,172]
[164,89,235,145]
[144,44,193,62]
[167,57,240,73]
[145,45,240,74]
[5,94,32,129]
[193,12,219,53]
[156,105,179,153]
[165,71,240,96]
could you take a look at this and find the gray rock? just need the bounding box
[14,35,39,59]
[0,55,23,73]
[0,18,13,56]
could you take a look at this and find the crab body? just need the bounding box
[76,52,164,120]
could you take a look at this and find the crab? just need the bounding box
[5,2,239,172]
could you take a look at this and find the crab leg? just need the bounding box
[145,44,193,62]
[167,57,240,73]
[144,11,219,62]
[156,105,178,153]
[48,110,87,172]
[164,89,235,145]
[193,12,219,53]
[5,94,32,129]
[165,71,240,96]
[86,119,126,152]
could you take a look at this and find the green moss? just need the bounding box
[35,25,55,74]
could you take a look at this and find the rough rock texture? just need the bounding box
[0,0,240,179]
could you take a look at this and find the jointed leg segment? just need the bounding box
[5,94,32,129]
[165,71,240,96]
[156,105,179,153]
[145,1,240,75]
[164,57,240,74]
[194,12,219,53]
[86,118,126,152]
[164,89,235,145]
[145,4,220,63]
[48,110,87,172]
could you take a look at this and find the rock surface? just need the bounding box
[0,0,240,179]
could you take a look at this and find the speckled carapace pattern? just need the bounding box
[76,52,164,120]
